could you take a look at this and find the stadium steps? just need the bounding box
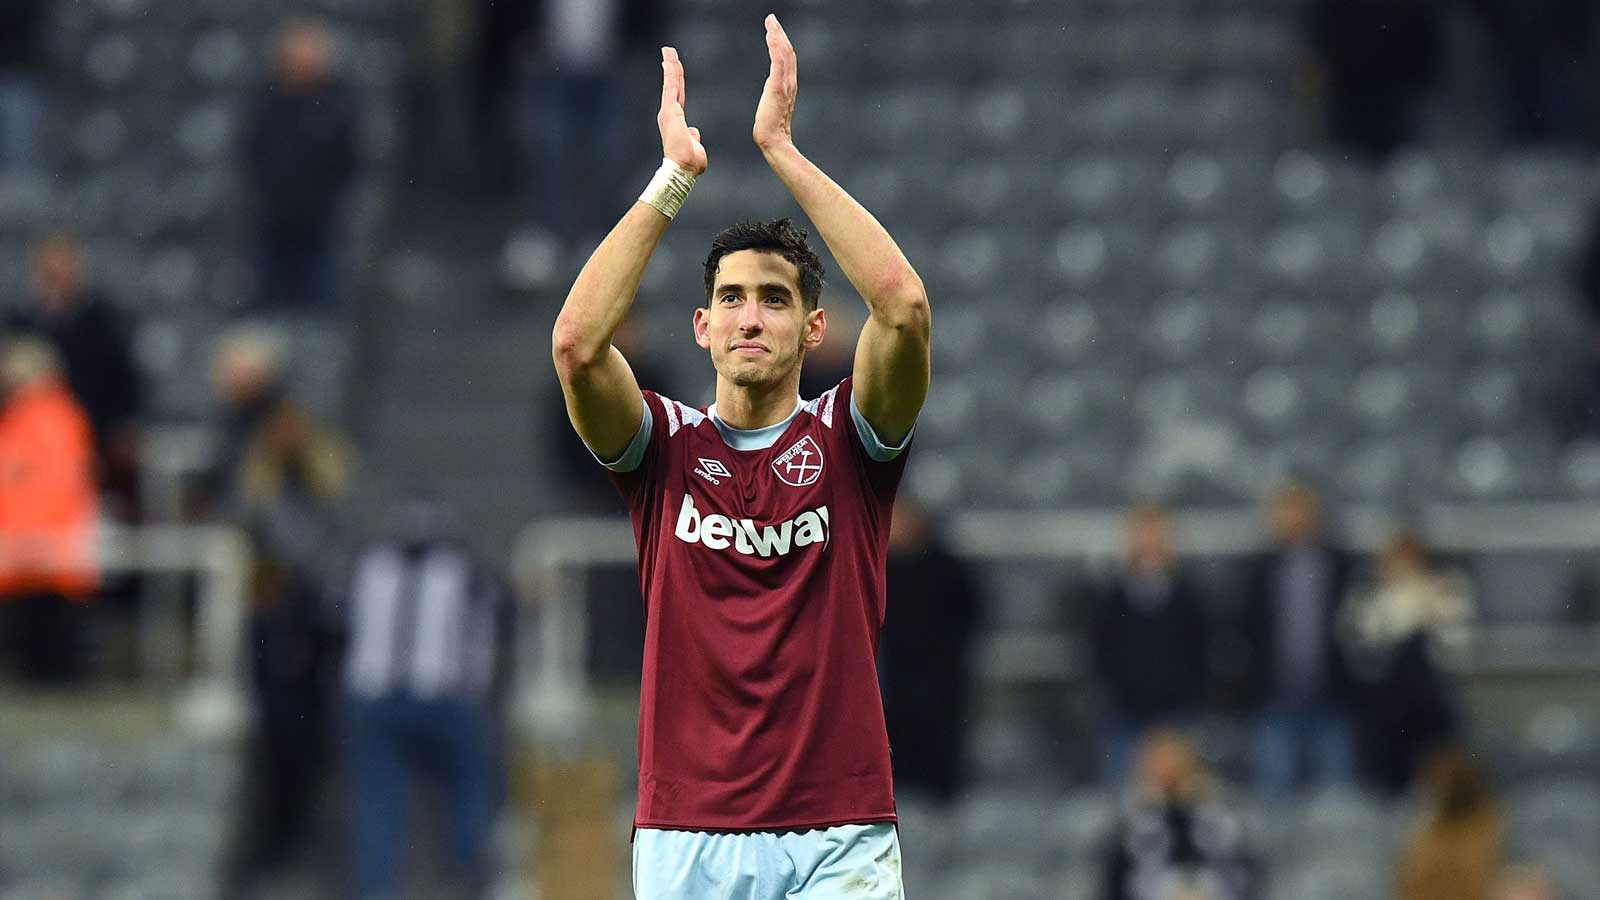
[353,189,551,559]
[0,689,238,900]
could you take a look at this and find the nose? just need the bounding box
[736,300,763,333]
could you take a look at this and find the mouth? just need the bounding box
[731,343,768,356]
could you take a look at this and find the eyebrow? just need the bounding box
[714,282,795,298]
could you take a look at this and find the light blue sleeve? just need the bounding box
[590,399,653,473]
[849,391,915,463]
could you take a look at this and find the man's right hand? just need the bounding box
[659,47,708,176]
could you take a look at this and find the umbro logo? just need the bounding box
[694,457,730,485]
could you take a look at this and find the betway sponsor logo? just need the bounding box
[673,494,828,557]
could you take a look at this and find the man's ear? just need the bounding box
[692,307,711,350]
[802,307,826,353]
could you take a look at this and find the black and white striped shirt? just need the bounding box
[344,540,507,701]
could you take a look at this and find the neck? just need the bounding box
[713,372,801,430]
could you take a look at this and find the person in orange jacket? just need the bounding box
[0,336,99,683]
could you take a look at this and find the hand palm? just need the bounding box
[753,15,797,149]
[658,47,707,175]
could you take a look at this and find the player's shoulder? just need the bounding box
[642,389,713,439]
[798,378,851,431]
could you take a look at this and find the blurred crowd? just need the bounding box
[2,0,1600,898]
[878,484,1583,900]
[1,8,515,899]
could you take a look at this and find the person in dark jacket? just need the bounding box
[1087,503,1210,783]
[881,497,981,804]
[1302,0,1444,159]
[245,19,359,310]
[1465,0,1595,145]
[0,0,47,171]
[1240,482,1356,795]
[5,233,144,517]
[505,0,671,288]
[1572,209,1600,436]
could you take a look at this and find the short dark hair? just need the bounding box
[703,218,824,311]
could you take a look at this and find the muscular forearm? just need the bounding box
[760,142,928,325]
[551,202,670,373]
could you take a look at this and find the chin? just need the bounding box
[727,367,772,388]
[720,357,789,388]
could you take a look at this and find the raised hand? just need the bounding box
[659,46,707,175]
[753,14,797,152]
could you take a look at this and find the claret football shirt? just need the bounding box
[598,377,912,832]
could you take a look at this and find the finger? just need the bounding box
[764,16,796,84]
[660,47,675,110]
[661,46,685,109]
[766,14,796,62]
[688,126,702,143]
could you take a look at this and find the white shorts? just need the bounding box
[632,822,904,900]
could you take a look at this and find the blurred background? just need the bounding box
[1,0,1599,899]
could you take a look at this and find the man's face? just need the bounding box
[1269,487,1320,544]
[34,242,82,308]
[277,27,331,89]
[695,249,824,389]
[1126,512,1173,572]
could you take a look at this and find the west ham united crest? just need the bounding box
[773,435,824,487]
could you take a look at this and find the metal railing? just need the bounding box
[509,501,1600,742]
[91,522,253,738]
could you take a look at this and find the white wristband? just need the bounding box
[639,158,697,219]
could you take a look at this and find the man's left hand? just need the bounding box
[753,14,798,153]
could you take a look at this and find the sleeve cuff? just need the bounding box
[850,392,914,463]
[590,400,653,473]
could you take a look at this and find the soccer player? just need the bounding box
[551,14,931,900]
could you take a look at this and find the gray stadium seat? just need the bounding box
[1509,777,1600,858]
[1561,439,1600,495]
[1267,856,1386,900]
[1049,789,1117,860]
[1447,434,1559,499]
[188,29,250,87]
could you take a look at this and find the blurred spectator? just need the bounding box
[0,0,47,172]
[5,233,144,518]
[1341,529,1473,795]
[230,379,354,881]
[343,497,511,900]
[881,497,980,804]
[198,329,292,515]
[246,19,359,310]
[1583,208,1600,323]
[1302,0,1444,159]
[1084,503,1209,783]
[1573,209,1600,436]
[506,0,669,288]
[1103,731,1256,900]
[1240,482,1355,795]
[1465,0,1595,145]
[1396,748,1505,900]
[471,0,534,170]
[1494,865,1561,900]
[0,338,98,684]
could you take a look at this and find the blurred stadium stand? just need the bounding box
[3,0,1600,898]
[3,0,403,896]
